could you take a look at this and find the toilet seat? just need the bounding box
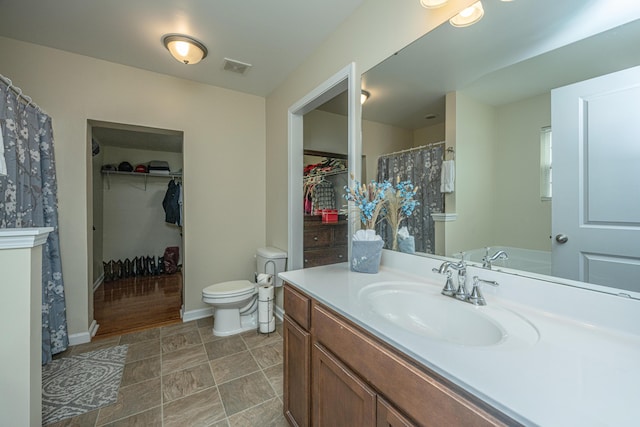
[202,280,255,297]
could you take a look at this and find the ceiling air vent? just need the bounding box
[223,58,252,75]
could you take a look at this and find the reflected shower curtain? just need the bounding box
[0,77,69,364]
[377,145,444,254]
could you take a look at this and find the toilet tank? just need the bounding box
[256,246,288,287]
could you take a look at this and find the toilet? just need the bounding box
[202,247,287,336]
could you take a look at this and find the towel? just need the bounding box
[440,160,455,193]
[0,124,6,176]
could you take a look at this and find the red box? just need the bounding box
[322,209,338,223]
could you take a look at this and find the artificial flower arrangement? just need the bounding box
[344,176,419,271]
[343,177,392,230]
[384,178,419,250]
[344,175,419,239]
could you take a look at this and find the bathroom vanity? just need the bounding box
[280,251,640,426]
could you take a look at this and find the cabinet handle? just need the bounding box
[337,254,343,259]
[313,236,319,241]
[304,259,308,264]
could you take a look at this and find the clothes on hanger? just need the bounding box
[163,179,182,225]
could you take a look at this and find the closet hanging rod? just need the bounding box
[303,169,347,180]
[377,141,446,159]
[0,74,46,113]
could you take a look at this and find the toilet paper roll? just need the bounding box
[257,273,273,286]
[258,285,275,333]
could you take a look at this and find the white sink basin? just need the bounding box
[358,282,539,348]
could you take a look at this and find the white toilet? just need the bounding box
[202,247,287,336]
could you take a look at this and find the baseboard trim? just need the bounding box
[182,305,283,324]
[89,319,99,338]
[182,307,214,323]
[68,320,98,346]
[93,274,104,292]
[275,305,284,321]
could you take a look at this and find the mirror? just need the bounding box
[358,0,640,292]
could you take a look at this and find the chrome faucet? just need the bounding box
[468,276,499,306]
[482,248,508,269]
[433,261,499,305]
[432,260,467,299]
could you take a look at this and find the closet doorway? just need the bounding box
[88,120,184,337]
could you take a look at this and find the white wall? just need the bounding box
[0,36,266,336]
[100,146,183,263]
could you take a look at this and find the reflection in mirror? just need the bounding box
[358,0,640,293]
[302,97,349,269]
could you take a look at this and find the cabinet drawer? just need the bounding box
[304,227,333,248]
[284,284,310,330]
[312,303,511,427]
[303,247,347,268]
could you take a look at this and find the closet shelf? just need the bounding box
[101,170,182,190]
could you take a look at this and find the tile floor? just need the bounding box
[47,318,287,427]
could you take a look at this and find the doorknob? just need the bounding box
[555,234,568,244]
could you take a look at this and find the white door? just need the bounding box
[551,65,640,293]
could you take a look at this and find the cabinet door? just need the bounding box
[377,397,417,427]
[284,316,311,427]
[312,343,376,427]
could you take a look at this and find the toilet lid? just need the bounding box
[203,280,255,297]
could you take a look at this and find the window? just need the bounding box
[540,126,552,200]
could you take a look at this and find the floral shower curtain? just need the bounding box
[0,77,69,364]
[377,144,444,254]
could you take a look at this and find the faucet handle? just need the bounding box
[441,270,455,296]
[468,276,499,306]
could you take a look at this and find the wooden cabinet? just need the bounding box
[283,286,311,427]
[312,343,376,426]
[283,282,520,427]
[303,216,347,268]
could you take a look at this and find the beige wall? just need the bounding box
[363,118,413,182]
[444,92,497,256]
[265,0,478,254]
[444,91,552,255]
[413,122,446,147]
[304,110,349,155]
[100,146,183,263]
[0,36,266,336]
[493,93,552,251]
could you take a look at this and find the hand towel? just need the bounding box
[440,160,455,193]
[0,124,7,176]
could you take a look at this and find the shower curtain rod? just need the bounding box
[377,140,446,159]
[0,74,46,113]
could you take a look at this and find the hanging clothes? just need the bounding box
[163,179,181,225]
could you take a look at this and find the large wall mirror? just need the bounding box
[355,0,640,294]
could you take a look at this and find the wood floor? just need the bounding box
[93,272,183,338]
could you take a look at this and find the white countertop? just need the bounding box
[280,253,640,427]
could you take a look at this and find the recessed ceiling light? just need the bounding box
[420,0,448,8]
[450,1,485,27]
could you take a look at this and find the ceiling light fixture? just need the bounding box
[450,1,485,27]
[420,0,449,8]
[361,90,370,104]
[162,34,208,65]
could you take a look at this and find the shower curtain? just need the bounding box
[377,145,444,254]
[0,76,69,364]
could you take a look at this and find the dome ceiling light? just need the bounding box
[162,34,208,65]
[361,90,370,104]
